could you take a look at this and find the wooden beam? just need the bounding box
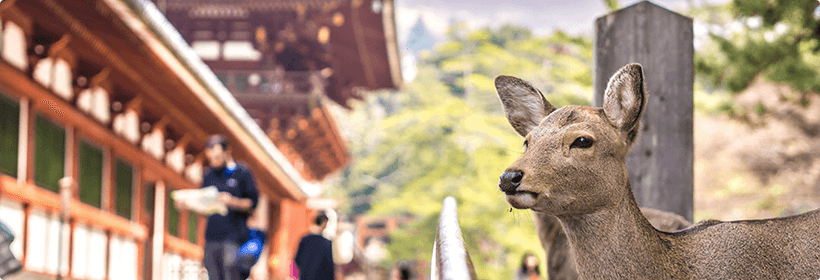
[0,175,149,241]
[178,209,189,249]
[311,107,349,169]
[103,145,114,213]
[98,12,305,200]
[0,0,20,11]
[65,125,77,201]
[0,5,32,33]
[125,96,143,113]
[0,57,185,242]
[48,34,72,55]
[66,217,74,277]
[38,0,211,150]
[175,133,192,150]
[90,67,113,91]
[152,116,171,133]
[233,92,316,106]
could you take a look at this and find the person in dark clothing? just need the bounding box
[391,261,414,280]
[294,212,335,280]
[516,252,543,280]
[178,134,258,280]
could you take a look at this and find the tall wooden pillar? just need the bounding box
[593,1,694,221]
[269,198,309,279]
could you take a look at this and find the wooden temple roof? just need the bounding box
[155,0,403,108]
[159,0,347,11]
[150,0,403,181]
[3,0,321,200]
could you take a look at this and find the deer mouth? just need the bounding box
[504,190,539,208]
[504,190,538,196]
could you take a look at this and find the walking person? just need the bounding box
[516,252,543,280]
[177,134,259,280]
[294,212,335,280]
[391,261,414,280]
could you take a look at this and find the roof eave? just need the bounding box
[381,0,403,90]
[108,0,322,199]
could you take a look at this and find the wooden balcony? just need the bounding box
[212,69,325,102]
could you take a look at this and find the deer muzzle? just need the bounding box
[498,170,524,193]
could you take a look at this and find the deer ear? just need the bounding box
[495,75,556,137]
[603,63,647,146]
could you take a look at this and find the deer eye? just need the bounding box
[523,139,529,150]
[570,137,593,149]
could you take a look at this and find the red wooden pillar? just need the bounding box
[269,198,310,279]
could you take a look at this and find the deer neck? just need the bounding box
[556,187,674,278]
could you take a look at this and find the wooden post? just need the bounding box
[593,1,694,221]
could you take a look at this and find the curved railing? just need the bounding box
[431,196,477,280]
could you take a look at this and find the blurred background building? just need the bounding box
[0,0,401,279]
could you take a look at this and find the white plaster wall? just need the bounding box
[92,87,110,124]
[124,109,140,144]
[25,209,48,272]
[141,130,164,160]
[33,57,53,88]
[181,259,203,280]
[161,253,182,280]
[77,88,93,114]
[108,235,121,279]
[121,238,139,280]
[107,235,138,280]
[113,113,126,138]
[44,214,69,276]
[52,59,73,100]
[185,161,203,185]
[87,227,108,279]
[72,224,89,278]
[2,22,27,71]
[165,146,185,174]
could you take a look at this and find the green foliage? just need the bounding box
[694,0,820,95]
[753,102,766,115]
[331,23,593,279]
[603,0,620,11]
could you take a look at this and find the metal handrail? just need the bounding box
[431,196,477,280]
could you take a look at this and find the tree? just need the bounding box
[695,0,820,97]
[603,0,620,11]
[329,23,594,279]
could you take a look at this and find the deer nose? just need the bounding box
[499,170,524,192]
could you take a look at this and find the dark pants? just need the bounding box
[203,240,243,280]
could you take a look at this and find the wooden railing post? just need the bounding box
[594,1,694,221]
[431,196,476,280]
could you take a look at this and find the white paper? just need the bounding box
[170,186,227,216]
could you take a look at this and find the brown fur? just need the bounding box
[534,208,691,280]
[495,63,820,279]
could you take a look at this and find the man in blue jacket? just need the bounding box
[295,212,335,280]
[180,134,258,280]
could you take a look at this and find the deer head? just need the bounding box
[495,63,647,215]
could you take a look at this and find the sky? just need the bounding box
[393,0,732,44]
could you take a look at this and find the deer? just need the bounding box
[495,63,820,279]
[534,207,691,280]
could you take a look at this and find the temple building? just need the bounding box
[152,0,402,182]
[0,0,400,279]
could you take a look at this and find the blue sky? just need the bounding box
[394,0,731,43]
